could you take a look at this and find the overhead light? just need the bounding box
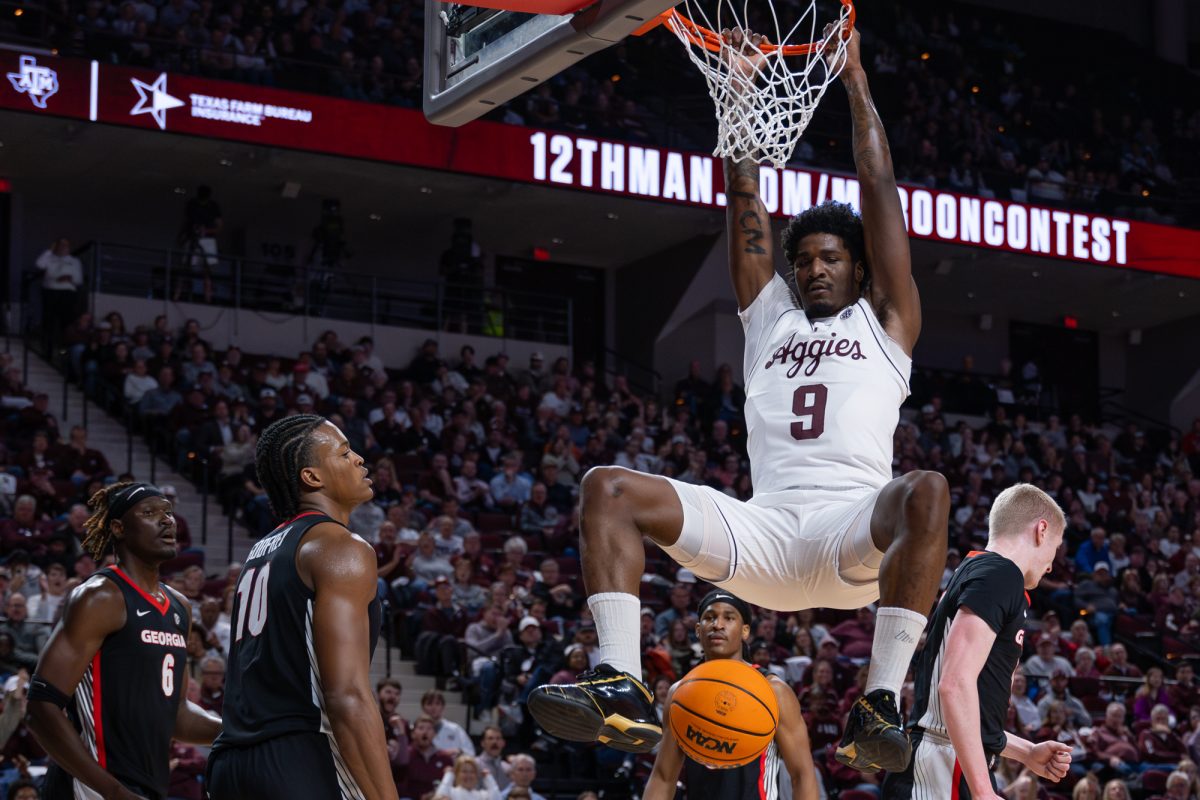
[369,213,382,221]
[1181,291,1188,298]
[173,186,187,194]
[1111,310,1120,317]
[1129,329,1142,345]
[218,158,233,167]
[934,259,953,275]
[419,186,433,194]
[551,237,564,245]
[966,291,975,299]
[1031,270,1040,278]
[606,212,619,220]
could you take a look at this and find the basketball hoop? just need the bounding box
[640,0,855,168]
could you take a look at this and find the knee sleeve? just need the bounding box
[838,507,885,585]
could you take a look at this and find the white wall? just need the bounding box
[90,292,569,368]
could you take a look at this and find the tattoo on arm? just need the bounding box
[739,210,767,255]
[845,79,889,181]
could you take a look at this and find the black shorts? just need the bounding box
[207,731,365,800]
[43,763,158,800]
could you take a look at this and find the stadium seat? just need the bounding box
[1141,770,1170,793]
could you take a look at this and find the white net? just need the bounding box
[663,0,853,168]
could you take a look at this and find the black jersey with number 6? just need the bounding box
[214,511,382,750]
[45,566,190,800]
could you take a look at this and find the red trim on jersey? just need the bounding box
[284,511,323,525]
[965,551,1032,605]
[110,566,170,615]
[757,748,768,800]
[91,652,106,768]
[951,759,962,800]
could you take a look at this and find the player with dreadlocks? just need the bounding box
[207,414,397,800]
[30,482,222,800]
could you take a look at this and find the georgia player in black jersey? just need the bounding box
[29,483,221,800]
[207,415,396,800]
[644,590,819,800]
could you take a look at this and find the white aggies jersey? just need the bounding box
[739,274,911,495]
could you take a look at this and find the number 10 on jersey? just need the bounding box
[234,564,271,641]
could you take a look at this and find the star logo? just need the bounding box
[6,55,58,109]
[130,73,184,130]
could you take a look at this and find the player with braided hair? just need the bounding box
[208,414,397,800]
[30,482,221,800]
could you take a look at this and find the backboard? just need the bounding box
[423,0,678,127]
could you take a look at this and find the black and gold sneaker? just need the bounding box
[834,689,911,773]
[526,663,662,753]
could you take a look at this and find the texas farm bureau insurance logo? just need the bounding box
[129,72,313,131]
[6,55,59,109]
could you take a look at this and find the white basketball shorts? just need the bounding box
[661,477,886,611]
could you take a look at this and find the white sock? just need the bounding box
[588,592,643,678]
[865,606,928,697]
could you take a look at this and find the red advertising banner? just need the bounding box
[3,50,1199,279]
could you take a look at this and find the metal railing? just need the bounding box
[82,242,573,346]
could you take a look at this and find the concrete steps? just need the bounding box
[16,340,254,574]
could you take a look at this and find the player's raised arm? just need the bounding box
[28,581,145,800]
[832,27,921,354]
[722,30,776,311]
[769,677,820,800]
[307,526,400,800]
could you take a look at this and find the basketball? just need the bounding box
[669,660,779,769]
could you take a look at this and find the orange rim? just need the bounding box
[637,0,855,57]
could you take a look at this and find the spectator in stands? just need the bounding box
[1134,668,1173,723]
[408,532,454,592]
[176,186,222,303]
[452,558,488,616]
[1171,662,1199,712]
[518,484,558,539]
[1074,562,1120,644]
[1102,643,1143,705]
[434,754,502,800]
[828,604,876,659]
[653,583,692,639]
[35,238,84,353]
[1077,528,1111,574]
[1087,702,1140,777]
[139,366,182,419]
[502,755,545,800]
[25,562,69,624]
[1025,633,1075,691]
[422,689,474,757]
[400,715,455,800]
[418,576,467,686]
[0,595,45,670]
[1038,667,1092,728]
[430,515,465,559]
[489,457,531,510]
[476,726,511,792]
[123,358,158,407]
[1011,671,1040,731]
[1034,700,1088,772]
[467,604,515,716]
[497,615,557,703]
[198,654,225,714]
[0,498,53,555]
[1139,704,1187,766]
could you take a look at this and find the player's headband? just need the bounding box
[107,484,165,522]
[698,589,752,626]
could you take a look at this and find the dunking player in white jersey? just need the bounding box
[528,26,950,776]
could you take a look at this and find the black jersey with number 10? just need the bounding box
[214,511,382,750]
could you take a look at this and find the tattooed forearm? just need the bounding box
[843,72,892,182]
[739,210,767,254]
